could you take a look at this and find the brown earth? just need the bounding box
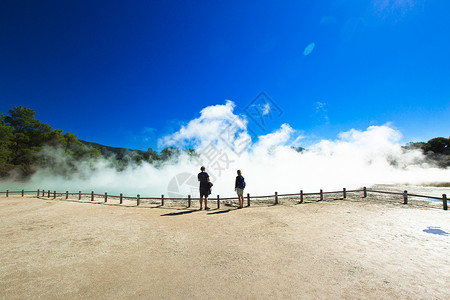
[1,193,449,299]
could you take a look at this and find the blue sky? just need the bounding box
[1,0,449,151]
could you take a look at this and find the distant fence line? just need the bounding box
[0,187,447,211]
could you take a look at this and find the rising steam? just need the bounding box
[2,101,449,197]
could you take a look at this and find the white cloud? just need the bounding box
[254,124,295,150]
[315,101,329,125]
[142,127,156,135]
[157,100,238,149]
[262,103,271,116]
[315,101,326,112]
[373,0,417,15]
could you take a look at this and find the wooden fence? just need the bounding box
[0,187,448,210]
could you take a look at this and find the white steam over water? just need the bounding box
[2,101,449,197]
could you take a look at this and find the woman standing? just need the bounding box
[235,170,246,209]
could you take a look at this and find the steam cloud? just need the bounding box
[2,101,449,197]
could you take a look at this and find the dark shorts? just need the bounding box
[199,187,209,197]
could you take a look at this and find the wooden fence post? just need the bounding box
[403,190,408,204]
[443,194,447,211]
[188,195,191,208]
[320,189,323,201]
[363,187,367,198]
[120,193,123,204]
[247,193,250,207]
[6,190,8,197]
[37,189,40,197]
[22,190,24,197]
[104,192,107,203]
[78,191,81,200]
[66,191,68,199]
[42,189,45,197]
[137,194,140,206]
[91,191,94,201]
[53,191,56,199]
[275,192,278,205]
[343,188,346,199]
[300,190,303,203]
[161,194,164,206]
[217,195,220,209]
[48,190,50,198]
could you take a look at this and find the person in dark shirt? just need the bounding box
[235,169,245,209]
[198,166,210,210]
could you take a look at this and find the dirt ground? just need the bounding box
[1,193,449,299]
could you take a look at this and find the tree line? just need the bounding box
[405,138,450,168]
[0,106,448,179]
[0,106,192,179]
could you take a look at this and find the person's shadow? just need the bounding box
[161,210,197,216]
[422,226,449,236]
[207,209,231,215]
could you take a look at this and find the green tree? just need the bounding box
[185,148,197,156]
[1,106,102,178]
[160,146,179,160]
[423,137,450,155]
[4,106,54,175]
[0,113,14,176]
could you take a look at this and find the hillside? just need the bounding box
[80,140,157,160]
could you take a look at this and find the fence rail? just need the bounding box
[0,187,448,210]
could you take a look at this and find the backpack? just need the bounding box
[238,176,246,189]
[208,182,213,195]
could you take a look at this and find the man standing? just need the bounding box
[198,166,210,210]
[235,169,245,209]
